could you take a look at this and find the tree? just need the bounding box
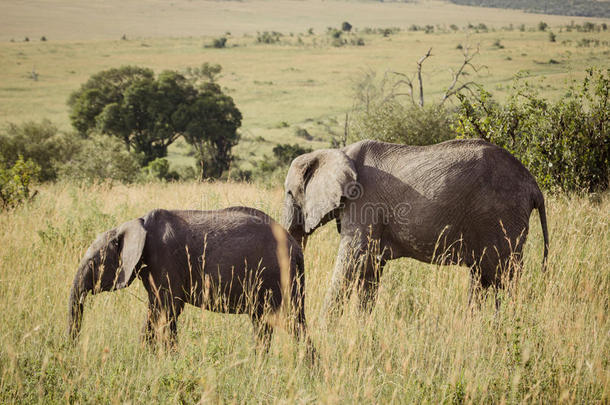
[455,68,610,192]
[68,65,242,177]
[180,81,242,179]
[0,120,77,181]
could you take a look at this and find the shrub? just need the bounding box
[210,37,227,48]
[143,158,179,181]
[455,68,610,192]
[538,21,548,31]
[58,134,141,183]
[253,143,313,181]
[0,156,40,211]
[549,31,557,42]
[257,31,282,44]
[272,143,313,166]
[0,120,78,181]
[294,127,313,140]
[350,102,456,146]
[342,21,352,32]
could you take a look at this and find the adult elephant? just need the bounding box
[282,139,549,316]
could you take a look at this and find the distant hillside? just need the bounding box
[448,0,610,18]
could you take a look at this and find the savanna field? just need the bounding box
[0,183,608,402]
[1,0,609,403]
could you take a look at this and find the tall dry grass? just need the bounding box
[0,182,607,403]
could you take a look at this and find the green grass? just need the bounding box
[0,182,608,402]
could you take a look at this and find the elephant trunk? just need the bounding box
[68,263,92,341]
[282,194,308,249]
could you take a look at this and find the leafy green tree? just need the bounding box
[0,120,78,181]
[455,68,609,192]
[179,81,242,179]
[68,66,242,177]
[0,156,40,211]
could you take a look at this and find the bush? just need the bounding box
[252,143,313,181]
[342,22,352,32]
[350,102,456,146]
[210,37,227,48]
[272,143,313,166]
[257,31,282,44]
[58,134,141,183]
[455,68,610,192]
[538,21,548,31]
[143,158,179,181]
[294,127,313,141]
[0,120,77,181]
[0,156,40,211]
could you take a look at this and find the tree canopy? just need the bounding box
[68,65,242,176]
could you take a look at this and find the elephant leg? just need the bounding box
[469,262,505,311]
[142,300,161,346]
[251,314,274,353]
[166,297,184,348]
[357,254,386,313]
[322,232,366,322]
[143,275,184,348]
[467,268,483,309]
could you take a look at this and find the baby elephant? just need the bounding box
[68,207,310,352]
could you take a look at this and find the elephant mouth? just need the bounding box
[305,203,345,235]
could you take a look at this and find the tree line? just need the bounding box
[448,0,610,18]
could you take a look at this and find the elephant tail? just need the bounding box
[534,191,549,272]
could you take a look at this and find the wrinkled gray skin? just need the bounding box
[282,139,549,317]
[68,207,310,352]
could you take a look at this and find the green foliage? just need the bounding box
[185,63,222,84]
[180,81,242,179]
[455,68,610,192]
[58,134,141,183]
[143,158,179,181]
[327,26,365,47]
[68,66,242,177]
[272,143,313,166]
[0,120,76,181]
[350,101,456,146]
[209,37,227,49]
[538,21,548,31]
[0,156,40,211]
[253,143,312,181]
[256,31,282,44]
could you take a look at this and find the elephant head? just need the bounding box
[282,149,357,247]
[68,219,146,340]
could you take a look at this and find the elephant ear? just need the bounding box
[115,219,147,289]
[302,149,357,233]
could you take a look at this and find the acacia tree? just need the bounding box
[68,65,242,176]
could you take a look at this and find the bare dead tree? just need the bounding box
[416,47,433,107]
[440,44,484,105]
[379,45,483,108]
